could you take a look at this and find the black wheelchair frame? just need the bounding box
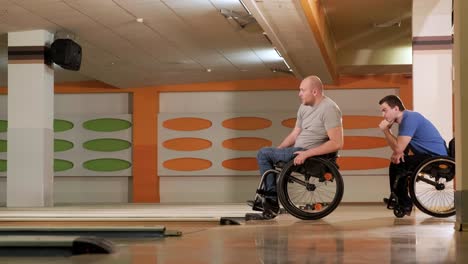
[252,154,344,220]
[386,139,456,218]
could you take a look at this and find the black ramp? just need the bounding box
[0,226,180,238]
[0,236,114,256]
[220,217,244,225]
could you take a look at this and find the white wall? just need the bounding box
[159,88,397,203]
[0,93,131,205]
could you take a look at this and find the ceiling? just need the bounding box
[0,0,412,88]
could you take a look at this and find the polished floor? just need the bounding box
[0,204,466,263]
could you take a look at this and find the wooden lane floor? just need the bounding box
[0,204,465,263]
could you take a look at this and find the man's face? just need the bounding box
[298,84,317,106]
[380,102,399,122]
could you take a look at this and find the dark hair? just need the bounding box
[379,95,406,111]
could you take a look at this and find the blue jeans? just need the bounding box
[256,147,305,200]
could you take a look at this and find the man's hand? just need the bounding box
[293,151,309,165]
[379,119,393,131]
[391,152,405,164]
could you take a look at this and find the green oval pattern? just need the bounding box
[83,118,132,132]
[54,119,74,132]
[0,159,6,172]
[0,140,6,152]
[54,159,74,172]
[83,138,131,152]
[0,120,7,133]
[54,139,74,152]
[83,159,132,172]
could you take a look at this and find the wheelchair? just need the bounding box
[386,139,456,218]
[250,153,344,220]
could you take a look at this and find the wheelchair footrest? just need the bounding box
[383,197,397,210]
[255,189,277,196]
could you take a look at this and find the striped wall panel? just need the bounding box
[158,113,393,176]
[0,114,132,177]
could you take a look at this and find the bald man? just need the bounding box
[252,75,343,219]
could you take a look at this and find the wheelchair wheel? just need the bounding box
[409,156,455,217]
[277,158,344,220]
[393,207,406,218]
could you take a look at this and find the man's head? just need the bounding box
[379,95,406,123]
[299,75,324,106]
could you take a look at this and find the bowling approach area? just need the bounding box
[0,203,466,263]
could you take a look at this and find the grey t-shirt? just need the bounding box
[294,96,342,150]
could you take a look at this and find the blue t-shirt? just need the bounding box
[398,111,447,156]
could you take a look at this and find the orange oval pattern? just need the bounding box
[163,118,212,131]
[222,117,271,130]
[163,158,212,171]
[281,118,296,128]
[337,157,389,170]
[343,136,388,150]
[343,116,382,129]
[222,137,272,151]
[222,157,258,171]
[163,138,212,151]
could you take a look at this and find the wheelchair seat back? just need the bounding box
[448,138,455,158]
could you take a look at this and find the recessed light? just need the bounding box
[206,68,212,72]
[136,18,144,23]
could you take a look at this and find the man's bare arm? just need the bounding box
[278,127,301,148]
[382,129,411,155]
[293,126,343,165]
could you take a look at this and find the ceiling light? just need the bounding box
[273,48,292,72]
[274,47,283,58]
[206,68,212,72]
[373,20,401,28]
[220,8,256,28]
[262,32,273,45]
[271,68,293,74]
[239,0,252,15]
[136,18,144,23]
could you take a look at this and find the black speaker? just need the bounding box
[50,39,82,71]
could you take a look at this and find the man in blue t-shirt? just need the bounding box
[378,95,447,216]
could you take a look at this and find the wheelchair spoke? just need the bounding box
[285,175,337,213]
[414,174,455,214]
[277,158,344,220]
[288,174,307,187]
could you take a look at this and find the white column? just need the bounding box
[7,30,54,207]
[412,0,453,142]
[454,0,468,231]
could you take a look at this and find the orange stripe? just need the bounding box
[300,0,338,83]
[1,75,412,97]
[222,137,272,151]
[163,117,212,131]
[337,157,389,170]
[222,117,272,130]
[147,77,301,92]
[343,136,387,150]
[342,116,382,129]
[132,90,159,202]
[163,138,212,151]
[325,75,413,110]
[222,157,258,171]
[8,59,44,64]
[163,158,212,171]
